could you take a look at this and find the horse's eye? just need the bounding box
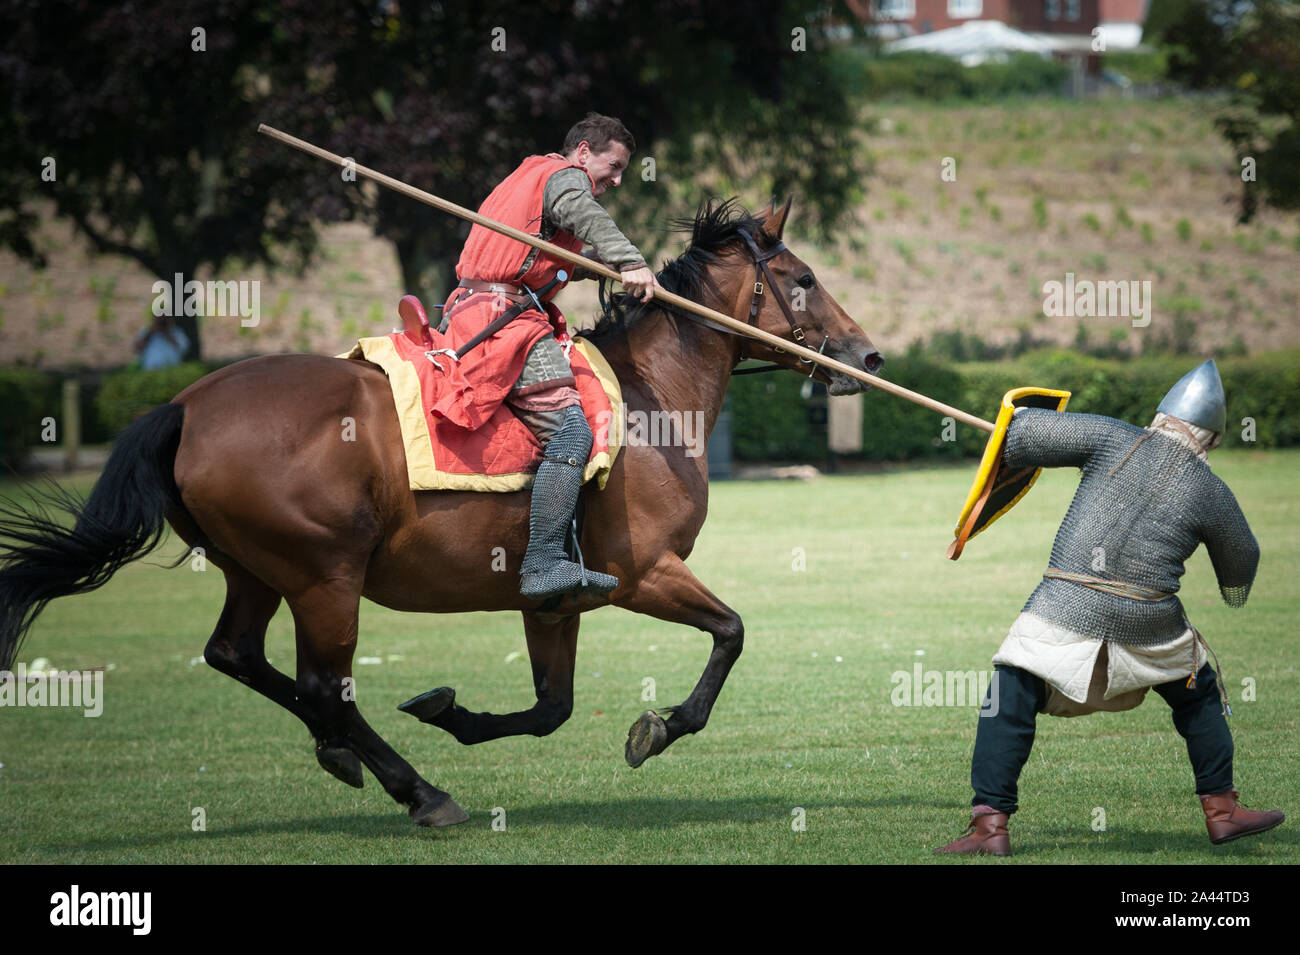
[797,273,815,289]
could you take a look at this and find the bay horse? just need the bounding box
[0,198,883,827]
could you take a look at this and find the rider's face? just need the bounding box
[571,141,630,198]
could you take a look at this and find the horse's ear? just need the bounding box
[761,196,793,240]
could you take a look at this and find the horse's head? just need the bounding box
[732,198,884,395]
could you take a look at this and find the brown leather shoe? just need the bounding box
[934,805,1011,856]
[1200,790,1284,845]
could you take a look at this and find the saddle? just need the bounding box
[337,297,623,493]
[399,294,437,348]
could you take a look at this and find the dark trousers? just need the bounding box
[971,663,1233,814]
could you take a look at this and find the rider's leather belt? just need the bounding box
[457,279,531,304]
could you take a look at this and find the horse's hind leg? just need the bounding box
[202,566,362,788]
[613,554,743,767]
[399,611,579,744]
[288,578,468,827]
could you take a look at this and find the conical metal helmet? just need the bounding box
[1157,359,1226,433]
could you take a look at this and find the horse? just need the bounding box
[0,197,884,827]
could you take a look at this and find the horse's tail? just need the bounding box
[0,402,185,672]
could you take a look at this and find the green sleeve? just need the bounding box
[543,168,646,272]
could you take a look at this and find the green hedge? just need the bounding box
[6,349,1295,469]
[729,373,827,461]
[853,345,982,462]
[963,350,1300,449]
[95,362,213,435]
[727,348,1300,462]
[856,51,1068,102]
[0,368,61,469]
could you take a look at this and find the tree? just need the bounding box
[0,0,335,359]
[1147,0,1300,222]
[2,1,872,354]
[267,0,872,300]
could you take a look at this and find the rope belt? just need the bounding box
[1043,568,1231,716]
[1190,627,1232,716]
[1042,568,1174,602]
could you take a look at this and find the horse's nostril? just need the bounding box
[864,352,885,374]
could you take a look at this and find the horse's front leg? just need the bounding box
[399,611,579,743]
[612,554,743,767]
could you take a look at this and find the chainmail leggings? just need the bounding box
[970,663,1233,814]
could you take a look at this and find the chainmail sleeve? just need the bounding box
[543,168,646,272]
[1003,409,1119,470]
[1200,476,1260,607]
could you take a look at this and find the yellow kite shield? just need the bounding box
[947,386,1070,561]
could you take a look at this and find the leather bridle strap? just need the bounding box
[737,228,808,365]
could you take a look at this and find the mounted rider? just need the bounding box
[440,113,661,600]
[935,360,1283,855]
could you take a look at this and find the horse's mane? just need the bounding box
[581,197,770,344]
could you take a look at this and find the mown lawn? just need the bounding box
[1,449,1295,864]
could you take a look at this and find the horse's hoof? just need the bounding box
[410,792,470,828]
[315,743,364,788]
[398,686,456,723]
[625,710,669,768]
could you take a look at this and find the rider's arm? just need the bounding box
[567,248,607,284]
[543,168,646,273]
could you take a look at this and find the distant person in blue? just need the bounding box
[134,316,189,370]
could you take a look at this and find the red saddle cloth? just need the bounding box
[340,296,618,492]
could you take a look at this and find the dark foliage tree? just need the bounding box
[266,0,871,299]
[2,0,870,355]
[0,0,332,358]
[1146,0,1300,222]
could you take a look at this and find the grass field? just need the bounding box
[1,450,1296,864]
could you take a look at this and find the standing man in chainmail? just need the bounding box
[935,360,1283,856]
[438,113,661,600]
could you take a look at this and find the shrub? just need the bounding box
[725,348,1300,462]
[0,368,60,469]
[860,51,1068,101]
[95,362,213,435]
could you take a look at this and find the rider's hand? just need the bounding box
[620,265,661,303]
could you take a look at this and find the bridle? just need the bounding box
[593,224,831,375]
[733,227,828,375]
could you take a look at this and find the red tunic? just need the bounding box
[430,155,591,430]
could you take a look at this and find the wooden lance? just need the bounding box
[257,123,995,434]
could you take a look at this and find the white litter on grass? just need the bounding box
[914,649,925,656]
[188,656,206,667]
[106,663,117,671]
[29,657,51,675]
[811,652,819,658]
[504,651,523,664]
[785,762,793,769]
[386,655,405,663]
[835,656,843,663]
[648,645,658,652]
[357,656,383,665]
[592,672,601,679]
[199,766,206,772]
